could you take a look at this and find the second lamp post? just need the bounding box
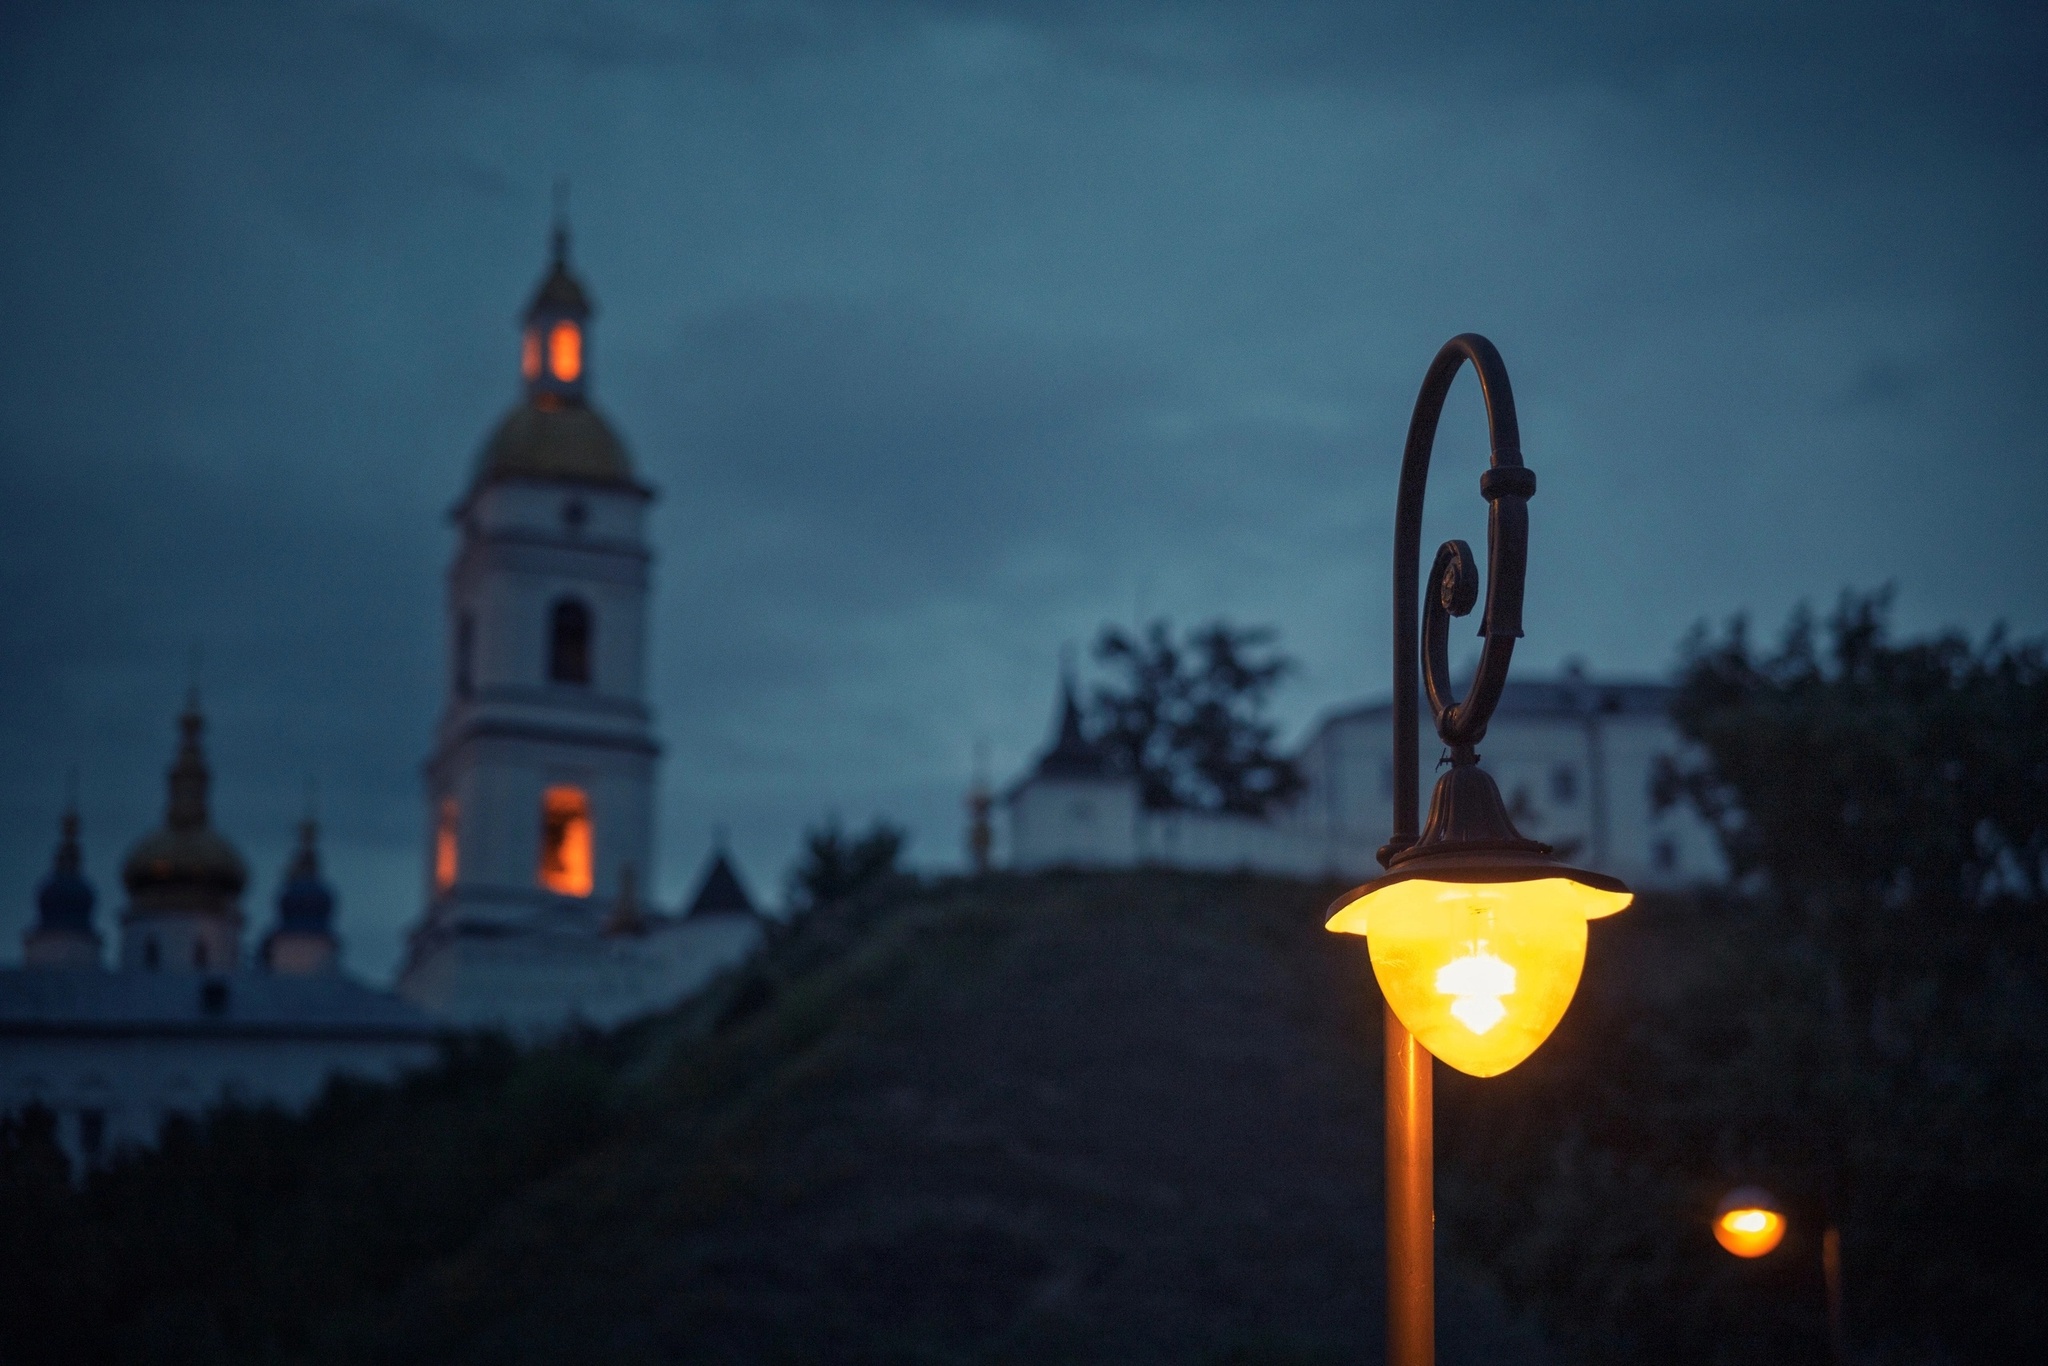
[1324,334,1634,1366]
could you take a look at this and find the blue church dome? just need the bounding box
[36,810,96,933]
[275,820,335,933]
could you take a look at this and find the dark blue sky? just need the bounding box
[3,0,2044,979]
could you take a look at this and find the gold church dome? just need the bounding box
[471,399,639,490]
[121,697,248,912]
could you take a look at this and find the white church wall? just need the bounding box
[1008,778,1140,871]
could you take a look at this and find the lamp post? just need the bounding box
[1325,334,1635,1366]
[1712,1187,1848,1365]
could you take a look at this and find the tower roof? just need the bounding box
[121,695,247,912]
[274,818,336,934]
[685,850,757,917]
[471,402,638,490]
[465,217,644,499]
[35,808,95,934]
[1033,670,1113,781]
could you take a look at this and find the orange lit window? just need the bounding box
[538,786,593,896]
[549,323,581,383]
[434,797,460,892]
[521,329,541,381]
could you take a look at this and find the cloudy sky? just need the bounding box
[3,0,2044,979]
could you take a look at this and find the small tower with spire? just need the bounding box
[262,815,340,975]
[1004,653,1140,871]
[24,804,102,969]
[118,695,248,972]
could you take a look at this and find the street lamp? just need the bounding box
[1325,334,1634,1366]
[1713,1187,1788,1258]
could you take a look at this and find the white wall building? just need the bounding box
[395,225,763,1035]
[1006,664,1722,890]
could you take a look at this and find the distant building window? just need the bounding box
[193,941,208,970]
[539,786,594,897]
[143,937,160,970]
[456,612,475,697]
[78,1108,105,1161]
[1654,839,1679,873]
[434,797,460,893]
[521,328,541,381]
[1550,765,1579,805]
[549,599,592,685]
[549,322,582,382]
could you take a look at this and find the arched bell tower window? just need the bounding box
[548,598,592,685]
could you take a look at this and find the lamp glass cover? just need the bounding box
[1714,1206,1786,1258]
[1329,876,1631,1077]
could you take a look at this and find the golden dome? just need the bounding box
[470,398,641,492]
[121,699,248,914]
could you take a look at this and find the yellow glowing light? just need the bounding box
[521,329,541,381]
[1715,1207,1786,1258]
[1327,876,1632,1077]
[434,797,459,892]
[538,785,593,897]
[549,322,582,382]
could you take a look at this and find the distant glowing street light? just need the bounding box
[1713,1187,1788,1258]
[1324,335,1634,1365]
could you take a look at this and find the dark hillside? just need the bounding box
[13,868,2037,1362]
[317,872,1542,1365]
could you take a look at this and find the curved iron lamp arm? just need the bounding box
[1383,333,1535,868]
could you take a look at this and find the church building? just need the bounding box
[1,699,443,1174]
[394,223,763,1035]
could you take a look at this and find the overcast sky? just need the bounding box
[3,0,2044,980]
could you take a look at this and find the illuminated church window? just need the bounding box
[434,797,460,892]
[539,786,593,896]
[549,322,581,383]
[549,598,592,685]
[521,329,541,381]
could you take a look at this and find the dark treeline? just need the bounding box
[1437,591,2048,1362]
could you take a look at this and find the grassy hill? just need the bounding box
[5,869,2041,1363]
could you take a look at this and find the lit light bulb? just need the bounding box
[1713,1188,1787,1257]
[1434,926,1516,1035]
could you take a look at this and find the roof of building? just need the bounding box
[1032,675,1116,781]
[272,820,335,935]
[526,224,592,318]
[121,697,248,910]
[35,810,95,934]
[0,969,441,1042]
[470,400,640,492]
[685,851,757,918]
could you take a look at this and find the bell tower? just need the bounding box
[399,220,660,1023]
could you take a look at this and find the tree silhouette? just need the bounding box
[1088,619,1305,816]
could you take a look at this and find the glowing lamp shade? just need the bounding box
[1329,874,1630,1076]
[549,322,582,382]
[1714,1188,1786,1258]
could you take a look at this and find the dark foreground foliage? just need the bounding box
[1441,592,2048,1365]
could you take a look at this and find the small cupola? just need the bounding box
[520,219,594,409]
[24,805,102,969]
[263,817,339,975]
